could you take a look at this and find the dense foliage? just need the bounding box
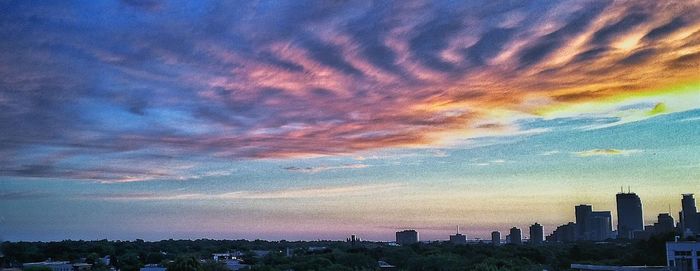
[0,233,676,271]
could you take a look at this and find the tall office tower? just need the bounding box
[681,194,700,234]
[589,211,613,241]
[395,230,419,245]
[575,205,593,240]
[529,223,544,244]
[655,213,675,234]
[616,192,644,239]
[491,231,501,245]
[509,227,522,245]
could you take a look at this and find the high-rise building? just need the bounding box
[529,223,544,244]
[396,230,419,245]
[449,226,466,245]
[575,204,593,239]
[589,211,613,241]
[575,204,613,241]
[655,213,675,234]
[616,192,644,239]
[681,194,700,235]
[509,227,522,245]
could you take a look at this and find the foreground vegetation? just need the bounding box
[0,233,676,271]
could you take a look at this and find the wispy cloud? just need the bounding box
[678,116,700,122]
[429,149,450,158]
[83,183,404,201]
[283,163,369,173]
[0,191,52,201]
[574,149,643,157]
[539,150,561,156]
[1,1,699,181]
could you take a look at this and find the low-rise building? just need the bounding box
[570,264,668,270]
[23,261,73,271]
[139,264,166,271]
[212,253,238,261]
[666,241,700,271]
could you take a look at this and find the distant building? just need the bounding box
[396,230,419,245]
[449,233,467,245]
[140,264,166,271]
[655,213,676,234]
[633,225,655,240]
[529,223,544,244]
[666,241,700,271]
[509,227,522,245]
[449,226,467,245]
[347,235,361,246]
[617,192,644,239]
[570,263,668,270]
[589,211,613,241]
[547,222,577,242]
[576,204,613,241]
[491,231,501,245]
[212,253,237,261]
[576,205,593,239]
[634,213,676,240]
[23,261,73,271]
[680,194,700,236]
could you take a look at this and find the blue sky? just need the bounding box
[1,0,699,241]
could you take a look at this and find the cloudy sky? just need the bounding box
[1,0,699,241]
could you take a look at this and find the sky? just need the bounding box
[1,0,699,242]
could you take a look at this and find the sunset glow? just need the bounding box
[1,0,699,241]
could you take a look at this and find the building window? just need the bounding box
[675,250,691,256]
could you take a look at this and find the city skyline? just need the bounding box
[1,0,700,242]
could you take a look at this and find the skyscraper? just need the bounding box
[575,204,592,239]
[589,211,613,241]
[395,230,419,245]
[509,227,522,245]
[491,231,500,245]
[616,192,644,239]
[529,223,543,244]
[681,194,700,235]
[575,204,613,241]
